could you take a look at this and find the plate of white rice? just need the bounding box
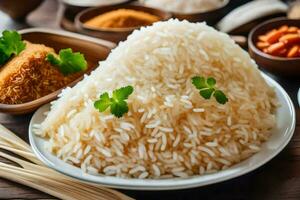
[29,19,296,190]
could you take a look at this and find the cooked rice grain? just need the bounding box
[37,19,277,179]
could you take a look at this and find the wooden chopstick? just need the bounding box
[0,125,31,152]
[0,124,133,200]
[0,144,42,164]
[0,160,127,200]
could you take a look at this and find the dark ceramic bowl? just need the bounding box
[0,0,42,20]
[0,28,115,115]
[75,4,171,43]
[170,0,229,25]
[248,18,300,77]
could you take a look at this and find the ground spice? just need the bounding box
[84,9,160,29]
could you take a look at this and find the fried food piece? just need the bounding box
[0,41,82,104]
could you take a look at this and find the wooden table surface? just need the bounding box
[0,1,299,199]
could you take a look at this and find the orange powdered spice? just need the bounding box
[84,9,160,29]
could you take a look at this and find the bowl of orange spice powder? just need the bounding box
[248,17,300,77]
[75,4,171,43]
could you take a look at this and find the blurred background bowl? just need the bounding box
[75,4,171,43]
[288,0,300,20]
[248,17,300,77]
[0,0,42,20]
[61,0,131,32]
[217,0,287,35]
[171,0,229,25]
[226,13,286,35]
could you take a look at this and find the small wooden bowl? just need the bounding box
[0,28,115,115]
[171,0,229,25]
[60,0,131,32]
[248,17,300,77]
[75,4,172,43]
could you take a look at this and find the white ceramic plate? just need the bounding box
[298,88,300,107]
[29,73,296,190]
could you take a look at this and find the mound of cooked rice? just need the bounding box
[35,19,277,179]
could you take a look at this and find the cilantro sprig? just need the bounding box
[46,48,87,76]
[0,30,26,65]
[192,76,228,104]
[94,86,134,118]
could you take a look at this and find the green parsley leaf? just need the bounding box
[94,85,134,118]
[207,77,216,87]
[94,93,111,112]
[46,48,87,76]
[46,54,60,66]
[0,51,10,65]
[214,90,228,105]
[111,100,129,118]
[0,30,26,65]
[113,86,134,101]
[192,76,228,105]
[200,88,215,99]
[191,76,206,89]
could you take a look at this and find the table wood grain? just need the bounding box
[0,0,299,199]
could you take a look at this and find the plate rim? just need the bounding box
[29,72,296,190]
[298,87,300,107]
